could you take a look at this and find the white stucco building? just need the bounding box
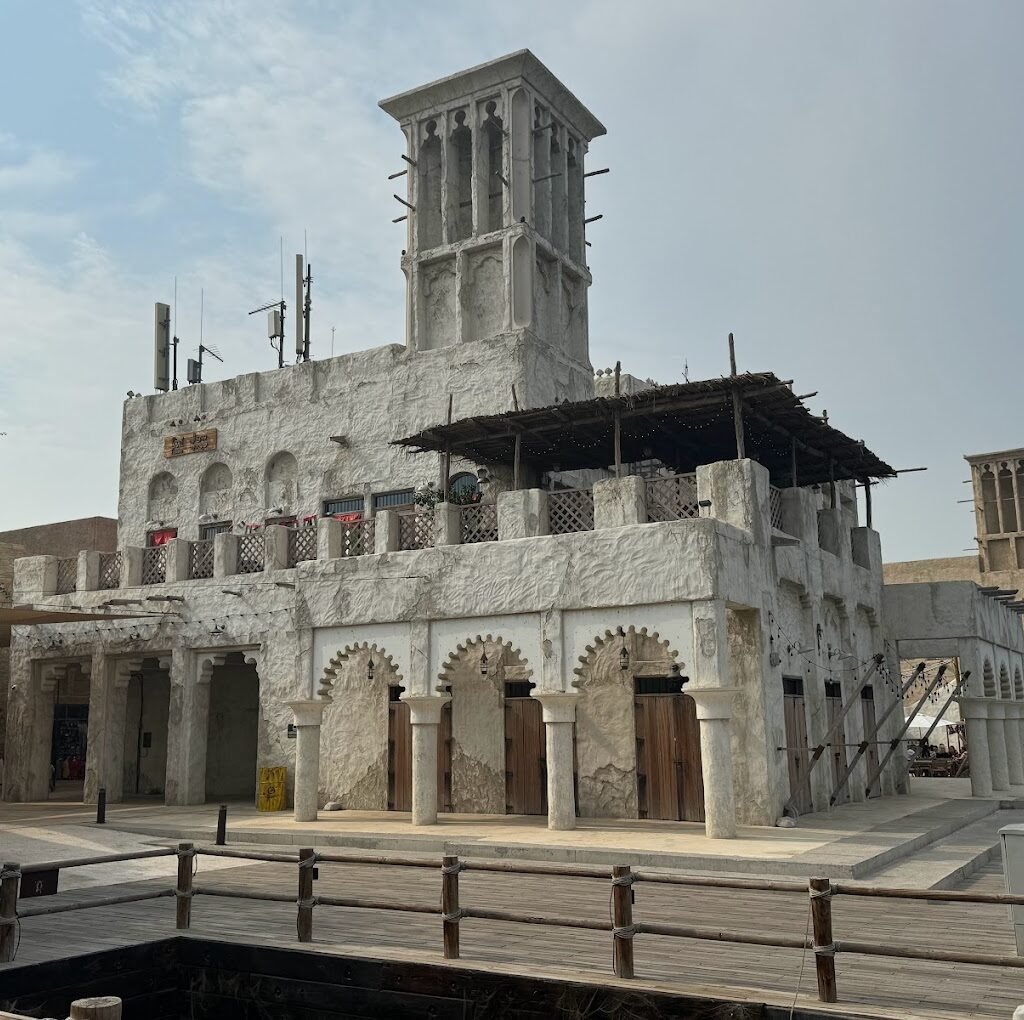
[4,52,915,837]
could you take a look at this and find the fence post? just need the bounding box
[809,877,837,1002]
[175,842,193,930]
[611,865,635,979]
[216,804,227,846]
[70,997,122,1019]
[96,787,106,824]
[441,854,461,959]
[0,862,19,963]
[297,847,315,943]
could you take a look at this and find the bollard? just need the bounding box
[215,804,227,846]
[175,842,194,930]
[297,847,315,943]
[610,865,635,979]
[0,861,20,963]
[441,854,462,959]
[809,877,838,1002]
[70,996,122,1019]
[96,787,106,825]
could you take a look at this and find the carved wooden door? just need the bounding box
[783,677,814,814]
[504,686,547,815]
[825,681,850,804]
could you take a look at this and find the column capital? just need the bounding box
[958,696,991,721]
[287,699,327,727]
[686,686,739,721]
[403,693,451,725]
[532,691,579,724]
[988,700,1008,721]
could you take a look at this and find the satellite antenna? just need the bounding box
[153,302,171,392]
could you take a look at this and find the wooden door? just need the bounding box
[387,689,451,812]
[634,679,704,822]
[783,677,813,814]
[825,681,850,805]
[861,686,881,798]
[504,685,547,815]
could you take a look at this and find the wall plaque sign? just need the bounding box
[164,428,218,458]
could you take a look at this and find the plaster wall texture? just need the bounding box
[883,556,981,585]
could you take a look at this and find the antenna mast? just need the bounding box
[172,276,180,390]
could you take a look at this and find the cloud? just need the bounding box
[0,145,85,193]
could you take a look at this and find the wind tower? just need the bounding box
[380,50,606,404]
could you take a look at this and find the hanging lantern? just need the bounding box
[479,652,489,676]
[619,647,630,671]
[367,658,375,681]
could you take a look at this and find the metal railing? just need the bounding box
[548,489,595,535]
[645,474,698,522]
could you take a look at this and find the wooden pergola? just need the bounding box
[393,372,896,517]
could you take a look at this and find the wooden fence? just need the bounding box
[3,845,1024,1006]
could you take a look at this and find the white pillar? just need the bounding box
[959,698,993,798]
[403,694,451,825]
[1006,702,1024,787]
[687,687,739,839]
[288,700,327,822]
[534,692,578,831]
[988,700,1011,792]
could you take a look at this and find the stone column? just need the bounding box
[1006,702,1024,787]
[533,692,578,831]
[958,697,993,798]
[686,688,740,839]
[77,551,100,593]
[374,510,401,553]
[433,503,461,546]
[317,518,341,560]
[497,489,550,539]
[213,533,238,578]
[403,694,451,825]
[593,476,646,529]
[987,700,1011,792]
[287,700,327,822]
[177,654,222,805]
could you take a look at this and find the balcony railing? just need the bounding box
[769,486,785,531]
[340,518,375,557]
[141,546,167,585]
[288,525,318,567]
[238,532,264,574]
[645,474,698,522]
[459,503,498,544]
[189,540,214,580]
[399,511,434,551]
[55,557,77,595]
[549,489,595,535]
[98,551,121,590]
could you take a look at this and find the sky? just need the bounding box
[0,1,1020,561]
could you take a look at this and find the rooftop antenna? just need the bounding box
[248,240,287,369]
[172,276,180,389]
[294,247,312,363]
[187,289,223,384]
[331,325,336,358]
[153,300,171,392]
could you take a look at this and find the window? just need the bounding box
[200,521,232,541]
[504,681,535,699]
[824,681,842,700]
[324,496,365,518]
[147,527,177,547]
[635,676,686,695]
[449,473,480,504]
[783,677,804,697]
[265,515,297,528]
[861,685,874,701]
[372,489,415,511]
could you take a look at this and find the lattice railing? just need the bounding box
[399,511,434,551]
[238,532,264,574]
[288,525,318,567]
[549,489,595,535]
[98,551,121,590]
[645,474,699,522]
[55,557,77,595]
[189,540,214,579]
[769,486,785,532]
[340,518,375,557]
[460,502,498,544]
[142,546,167,585]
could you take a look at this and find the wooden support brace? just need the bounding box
[441,854,461,959]
[175,842,193,930]
[297,847,315,944]
[611,865,635,979]
[809,878,838,1002]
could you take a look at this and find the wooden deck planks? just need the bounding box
[3,858,1022,1019]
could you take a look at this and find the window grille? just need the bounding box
[55,558,77,595]
[324,496,365,517]
[189,540,214,579]
[635,676,685,696]
[200,521,232,541]
[504,681,535,699]
[338,517,374,557]
[372,489,415,511]
[548,488,594,534]
[783,676,804,697]
[399,510,434,551]
[237,532,264,574]
[645,474,698,522]
[769,486,785,531]
[98,552,121,590]
[142,545,167,585]
[460,503,498,544]
[288,524,318,566]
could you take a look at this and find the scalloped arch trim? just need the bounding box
[438,634,531,682]
[574,625,681,677]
